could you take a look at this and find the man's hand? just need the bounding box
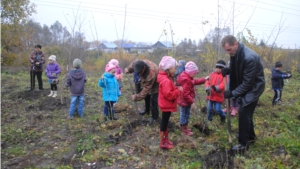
[221,67,230,77]
[191,103,196,111]
[206,88,211,96]
[211,85,216,91]
[124,68,129,74]
[35,62,40,65]
[224,90,233,98]
[131,94,136,100]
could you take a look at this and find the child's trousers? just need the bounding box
[69,95,85,117]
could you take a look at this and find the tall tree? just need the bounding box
[1,0,36,66]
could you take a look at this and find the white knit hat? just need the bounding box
[49,55,56,61]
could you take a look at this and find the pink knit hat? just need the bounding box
[159,56,178,71]
[105,63,116,72]
[108,59,119,67]
[185,61,198,75]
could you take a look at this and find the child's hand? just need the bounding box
[51,73,56,77]
[178,86,183,91]
[205,76,210,80]
[211,85,216,91]
[101,74,104,79]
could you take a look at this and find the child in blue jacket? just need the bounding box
[271,61,292,106]
[98,63,121,120]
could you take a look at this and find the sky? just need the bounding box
[31,0,300,48]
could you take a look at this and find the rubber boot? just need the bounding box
[186,122,192,132]
[165,128,173,146]
[231,107,237,116]
[183,125,193,136]
[47,90,54,97]
[160,131,173,149]
[52,91,58,97]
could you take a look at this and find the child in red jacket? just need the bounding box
[205,60,227,124]
[177,61,209,136]
[157,56,182,149]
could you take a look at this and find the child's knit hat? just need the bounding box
[275,61,282,68]
[73,58,82,68]
[105,63,116,72]
[185,61,198,75]
[216,60,226,69]
[49,55,56,61]
[159,56,178,71]
[108,59,119,67]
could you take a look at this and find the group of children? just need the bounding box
[43,55,291,149]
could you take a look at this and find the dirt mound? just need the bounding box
[39,98,67,111]
[203,149,235,169]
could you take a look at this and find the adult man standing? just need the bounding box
[125,60,159,123]
[29,45,46,91]
[221,35,265,151]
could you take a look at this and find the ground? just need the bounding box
[1,70,300,169]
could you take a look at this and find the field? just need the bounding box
[1,69,300,169]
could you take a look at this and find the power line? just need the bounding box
[32,1,300,32]
[244,0,300,11]
[223,0,300,17]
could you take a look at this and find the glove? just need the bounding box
[211,85,216,91]
[224,90,233,98]
[221,67,230,77]
[206,88,211,96]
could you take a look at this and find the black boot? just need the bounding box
[139,110,150,116]
[220,117,226,125]
[232,143,249,151]
[111,114,118,120]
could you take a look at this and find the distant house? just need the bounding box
[98,42,118,53]
[121,43,137,53]
[152,41,173,49]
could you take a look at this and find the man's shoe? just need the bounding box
[139,111,150,116]
[232,143,249,151]
[236,134,256,144]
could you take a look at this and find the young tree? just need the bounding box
[1,0,36,66]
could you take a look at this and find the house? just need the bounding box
[152,41,173,49]
[97,42,118,53]
[121,43,137,53]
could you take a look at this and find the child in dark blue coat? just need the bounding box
[271,61,292,106]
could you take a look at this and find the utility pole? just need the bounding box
[217,0,220,60]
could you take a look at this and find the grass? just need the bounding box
[1,70,300,168]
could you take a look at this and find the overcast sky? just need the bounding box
[31,0,300,48]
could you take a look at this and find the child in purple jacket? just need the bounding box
[65,58,87,119]
[46,55,61,97]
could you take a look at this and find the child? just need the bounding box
[174,60,186,86]
[271,61,292,106]
[205,60,227,124]
[46,55,61,97]
[108,59,123,95]
[177,61,209,136]
[157,56,182,149]
[98,63,121,121]
[65,58,87,119]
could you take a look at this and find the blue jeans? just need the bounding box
[104,101,116,116]
[180,106,191,125]
[206,100,226,121]
[69,95,85,117]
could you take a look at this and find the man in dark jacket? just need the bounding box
[29,44,46,91]
[221,35,265,151]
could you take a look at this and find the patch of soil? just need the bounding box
[105,119,149,144]
[193,122,211,136]
[272,145,287,157]
[39,98,67,111]
[203,149,235,169]
[14,90,47,100]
